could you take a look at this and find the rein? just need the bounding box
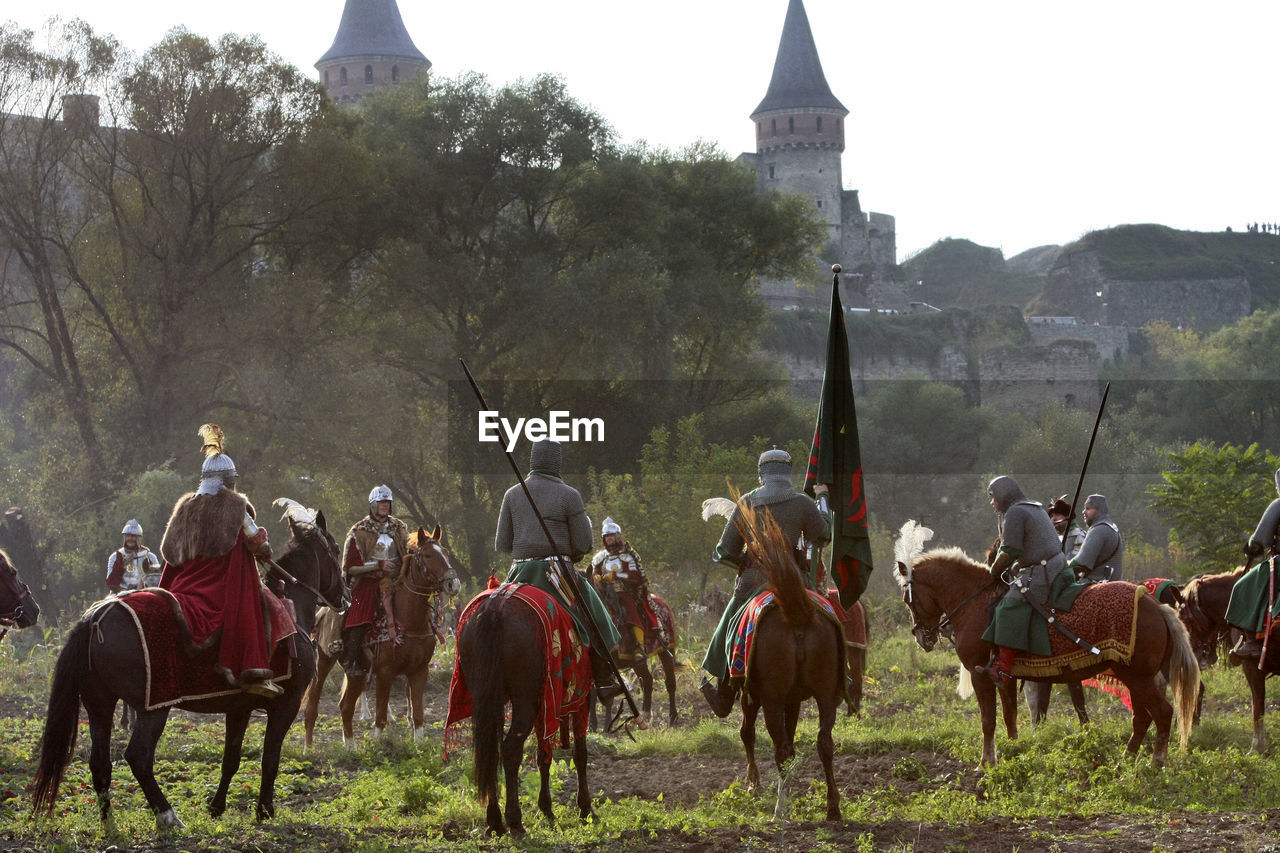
[398,541,459,637]
[281,531,346,612]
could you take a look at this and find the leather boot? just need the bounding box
[591,649,623,702]
[972,646,1015,688]
[1233,635,1264,658]
[699,676,738,718]
[341,625,368,678]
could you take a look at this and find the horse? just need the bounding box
[327,525,459,746]
[0,548,40,638]
[895,521,1198,768]
[730,500,845,821]
[592,591,679,731]
[450,583,595,837]
[1179,567,1271,749]
[32,499,345,826]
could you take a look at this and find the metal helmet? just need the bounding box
[368,484,393,509]
[121,519,143,536]
[758,447,792,483]
[602,517,622,537]
[197,453,237,495]
[529,439,563,478]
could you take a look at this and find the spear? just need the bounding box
[1063,382,1111,553]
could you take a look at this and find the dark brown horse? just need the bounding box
[593,591,679,731]
[733,501,845,821]
[328,525,458,746]
[896,526,1198,768]
[1179,567,1273,750]
[0,548,40,637]
[453,586,594,837]
[33,502,344,826]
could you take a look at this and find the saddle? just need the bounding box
[1011,582,1146,679]
[728,589,840,680]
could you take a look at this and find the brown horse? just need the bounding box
[33,503,345,826]
[452,585,594,836]
[0,548,40,637]
[895,523,1198,768]
[1179,567,1274,750]
[732,501,845,821]
[326,525,458,747]
[593,591,679,731]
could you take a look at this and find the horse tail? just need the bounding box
[736,500,813,627]
[462,597,504,806]
[1159,601,1200,751]
[33,618,91,814]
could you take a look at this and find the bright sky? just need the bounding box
[8,0,1279,260]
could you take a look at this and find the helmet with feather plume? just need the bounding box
[197,423,237,495]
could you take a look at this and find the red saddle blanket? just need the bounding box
[1011,582,1147,679]
[98,588,296,710]
[729,590,841,680]
[444,583,591,764]
[823,591,868,649]
[617,594,678,664]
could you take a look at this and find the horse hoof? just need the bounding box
[156,808,185,829]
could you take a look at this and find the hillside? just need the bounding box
[902,238,1049,310]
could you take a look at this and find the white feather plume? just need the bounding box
[701,497,737,523]
[894,520,935,579]
[274,497,317,527]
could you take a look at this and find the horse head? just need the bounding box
[0,550,39,630]
[273,499,347,623]
[1178,572,1228,669]
[405,524,461,598]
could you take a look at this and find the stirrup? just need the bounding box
[244,679,284,699]
[971,660,1010,688]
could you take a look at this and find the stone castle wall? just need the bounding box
[1027,323,1130,363]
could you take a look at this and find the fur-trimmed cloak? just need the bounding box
[160,490,254,566]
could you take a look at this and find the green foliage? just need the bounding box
[1147,441,1279,568]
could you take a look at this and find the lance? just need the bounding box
[459,358,643,725]
[1062,382,1111,554]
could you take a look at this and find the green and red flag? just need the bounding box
[803,268,873,608]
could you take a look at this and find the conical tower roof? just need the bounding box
[751,0,846,117]
[316,0,429,66]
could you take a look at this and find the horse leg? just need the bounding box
[574,722,594,822]
[303,651,335,749]
[741,695,761,793]
[82,686,116,822]
[338,674,365,748]
[1067,679,1089,725]
[374,663,394,738]
[1244,659,1268,753]
[255,700,300,821]
[817,691,841,821]
[536,750,554,828]
[209,709,251,817]
[847,644,865,716]
[660,649,679,725]
[1127,678,1171,767]
[635,658,654,725]
[763,700,797,821]
[998,678,1019,740]
[502,715,536,836]
[125,708,182,828]
[408,669,428,742]
[972,670,1000,766]
[1025,680,1049,726]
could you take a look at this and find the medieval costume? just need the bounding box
[589,517,662,656]
[1048,496,1087,563]
[340,485,410,678]
[106,518,162,593]
[977,476,1085,686]
[1068,494,1123,583]
[495,439,623,700]
[158,424,281,698]
[700,448,829,717]
[1225,468,1280,657]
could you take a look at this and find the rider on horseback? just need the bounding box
[1067,494,1123,583]
[975,476,1083,688]
[1047,496,1086,562]
[339,485,410,678]
[589,518,663,657]
[158,424,281,698]
[495,439,624,702]
[107,518,162,594]
[700,448,830,717]
[1226,467,1280,659]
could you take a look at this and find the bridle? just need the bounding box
[281,527,348,612]
[402,539,459,598]
[903,564,1000,649]
[0,561,36,638]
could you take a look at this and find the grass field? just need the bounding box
[1,606,1279,852]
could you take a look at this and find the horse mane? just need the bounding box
[735,494,812,626]
[914,546,992,579]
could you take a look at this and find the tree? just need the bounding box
[1147,441,1280,570]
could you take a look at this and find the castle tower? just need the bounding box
[751,0,848,243]
[316,0,430,104]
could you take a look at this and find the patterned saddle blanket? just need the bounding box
[1012,582,1147,679]
[729,589,840,680]
[92,588,295,710]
